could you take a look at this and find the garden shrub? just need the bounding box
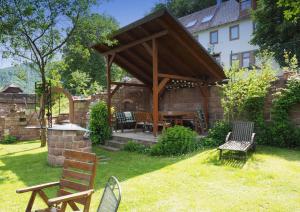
[123,140,150,154]
[201,120,231,147]
[89,101,111,144]
[1,135,17,144]
[150,126,198,156]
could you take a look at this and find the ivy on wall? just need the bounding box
[219,52,300,148]
[269,76,300,147]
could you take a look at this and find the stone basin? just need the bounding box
[47,123,92,166]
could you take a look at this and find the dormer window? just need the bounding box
[185,20,197,28]
[240,0,252,11]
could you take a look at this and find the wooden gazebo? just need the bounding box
[93,9,226,136]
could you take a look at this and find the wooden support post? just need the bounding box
[199,85,210,129]
[152,38,159,136]
[106,54,115,127]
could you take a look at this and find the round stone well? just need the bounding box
[47,123,92,166]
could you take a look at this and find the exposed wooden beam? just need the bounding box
[115,54,152,84]
[157,19,222,81]
[158,73,203,82]
[158,78,170,94]
[102,30,168,56]
[108,53,115,67]
[111,84,121,97]
[142,42,152,56]
[111,81,148,87]
[152,38,159,137]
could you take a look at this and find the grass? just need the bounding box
[0,141,300,211]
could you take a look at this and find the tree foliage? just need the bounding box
[251,0,300,67]
[0,0,95,146]
[277,0,300,23]
[151,0,218,17]
[62,13,125,93]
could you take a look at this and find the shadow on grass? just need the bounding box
[0,141,197,193]
[201,149,247,168]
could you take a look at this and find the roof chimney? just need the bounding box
[216,0,222,6]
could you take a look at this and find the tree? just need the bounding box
[62,13,125,92]
[0,0,95,146]
[278,0,300,23]
[251,0,300,67]
[151,0,218,17]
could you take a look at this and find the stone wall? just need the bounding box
[0,93,36,116]
[73,99,91,127]
[78,77,300,128]
[0,111,40,140]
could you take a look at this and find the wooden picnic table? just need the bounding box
[162,112,188,125]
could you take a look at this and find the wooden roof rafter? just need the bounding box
[101,30,168,56]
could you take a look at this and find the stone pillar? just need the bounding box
[47,129,92,166]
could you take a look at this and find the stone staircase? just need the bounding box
[100,132,157,151]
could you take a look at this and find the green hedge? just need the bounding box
[89,101,111,144]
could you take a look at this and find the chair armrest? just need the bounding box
[225,132,232,142]
[16,181,60,193]
[48,189,94,205]
[251,133,256,143]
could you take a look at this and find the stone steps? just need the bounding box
[99,145,120,152]
[107,140,125,149]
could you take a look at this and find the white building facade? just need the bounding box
[179,0,263,70]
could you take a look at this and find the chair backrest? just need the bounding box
[97,176,122,212]
[124,111,135,122]
[58,150,97,205]
[115,112,126,123]
[134,112,147,122]
[231,121,254,142]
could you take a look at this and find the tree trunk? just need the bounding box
[40,67,47,147]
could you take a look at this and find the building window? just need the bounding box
[230,25,239,40]
[212,53,221,64]
[242,52,250,67]
[241,0,252,10]
[231,53,240,66]
[210,30,218,44]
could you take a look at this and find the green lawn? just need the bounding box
[0,141,300,211]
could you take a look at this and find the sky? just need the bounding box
[94,0,159,27]
[0,0,160,69]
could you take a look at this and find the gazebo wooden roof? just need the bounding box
[92,9,226,136]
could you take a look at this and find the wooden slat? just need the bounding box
[16,181,60,193]
[59,190,85,206]
[64,150,96,163]
[63,159,94,172]
[49,189,94,204]
[102,30,168,56]
[60,179,89,192]
[62,169,91,182]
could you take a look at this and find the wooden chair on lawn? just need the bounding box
[16,150,97,212]
[218,121,256,160]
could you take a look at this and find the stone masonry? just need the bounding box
[47,128,92,166]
